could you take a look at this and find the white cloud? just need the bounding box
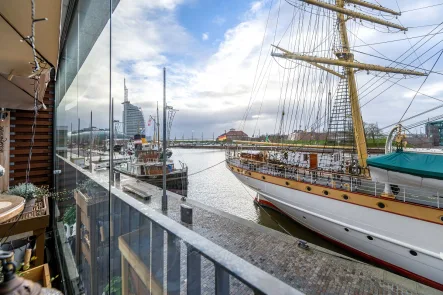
[59,0,443,139]
[250,1,263,13]
[213,16,226,26]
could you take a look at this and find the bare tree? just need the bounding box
[364,122,383,144]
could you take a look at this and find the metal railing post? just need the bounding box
[350,177,353,192]
[151,223,164,291]
[403,188,406,202]
[215,265,230,295]
[437,191,439,208]
[310,173,313,184]
[374,182,377,196]
[187,246,201,294]
[167,233,181,294]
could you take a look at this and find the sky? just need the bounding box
[58,0,443,140]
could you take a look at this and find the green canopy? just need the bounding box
[367,151,443,180]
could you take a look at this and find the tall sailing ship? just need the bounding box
[226,0,443,290]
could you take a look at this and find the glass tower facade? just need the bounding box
[122,102,145,137]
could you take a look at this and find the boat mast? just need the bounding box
[157,101,160,149]
[337,0,367,174]
[271,0,427,174]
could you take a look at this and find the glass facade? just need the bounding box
[52,1,294,294]
[54,0,111,293]
[122,102,146,137]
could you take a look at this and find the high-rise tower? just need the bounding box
[122,78,145,137]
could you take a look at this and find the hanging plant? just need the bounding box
[36,185,72,202]
[7,183,38,201]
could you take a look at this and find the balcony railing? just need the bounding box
[225,153,442,209]
[54,155,301,294]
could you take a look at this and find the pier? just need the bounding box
[169,143,385,154]
[119,176,441,294]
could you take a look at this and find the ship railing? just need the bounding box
[225,154,442,209]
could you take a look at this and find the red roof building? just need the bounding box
[217,128,249,142]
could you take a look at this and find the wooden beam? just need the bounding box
[34,228,46,266]
[346,0,400,15]
[119,234,163,293]
[271,45,427,76]
[122,256,129,295]
[307,62,345,78]
[299,0,406,30]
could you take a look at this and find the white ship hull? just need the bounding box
[232,172,443,289]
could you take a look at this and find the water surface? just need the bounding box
[171,148,361,259]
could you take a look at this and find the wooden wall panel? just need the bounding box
[9,81,54,187]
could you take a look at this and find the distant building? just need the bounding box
[122,79,146,137]
[288,130,304,141]
[288,130,328,141]
[217,128,248,142]
[407,135,434,148]
[426,120,443,146]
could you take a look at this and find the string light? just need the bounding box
[0,108,8,122]
[3,0,51,244]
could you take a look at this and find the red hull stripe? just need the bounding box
[255,198,443,291]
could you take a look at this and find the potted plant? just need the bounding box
[78,179,105,198]
[62,206,76,226]
[103,276,122,295]
[7,183,38,213]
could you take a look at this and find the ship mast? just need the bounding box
[271,0,427,174]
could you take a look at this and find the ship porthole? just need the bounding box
[262,176,266,180]
[409,250,418,256]
[344,228,349,232]
[306,186,312,192]
[323,190,329,196]
[367,235,374,241]
[342,194,349,200]
[440,216,443,222]
[248,172,251,176]
[231,167,234,170]
[285,181,290,186]
[237,169,240,172]
[377,202,385,209]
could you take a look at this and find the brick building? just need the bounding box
[217,128,249,142]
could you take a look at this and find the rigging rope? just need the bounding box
[187,159,227,177]
[240,0,275,131]
[401,2,443,13]
[398,50,443,122]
